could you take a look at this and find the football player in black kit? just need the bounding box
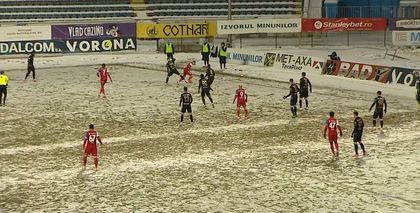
[352,111,367,156]
[299,72,312,109]
[369,91,387,128]
[166,58,184,84]
[25,52,36,81]
[283,78,300,118]
[205,64,215,91]
[180,86,193,122]
[198,74,214,108]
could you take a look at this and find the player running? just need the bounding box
[165,59,184,84]
[324,111,343,156]
[283,79,300,118]
[205,64,215,91]
[352,111,367,156]
[24,52,36,82]
[369,91,387,128]
[299,72,312,109]
[180,86,193,123]
[83,124,103,170]
[179,60,195,84]
[198,74,214,108]
[97,64,113,98]
[233,85,249,119]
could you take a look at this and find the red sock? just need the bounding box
[83,156,87,167]
[100,85,105,94]
[94,157,98,168]
[236,108,240,117]
[334,141,339,153]
[244,108,249,117]
[329,142,335,154]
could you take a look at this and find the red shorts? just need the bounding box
[328,134,338,142]
[100,80,107,85]
[84,145,97,156]
[237,101,246,108]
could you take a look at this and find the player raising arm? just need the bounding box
[233,85,249,119]
[324,111,343,156]
[198,74,214,107]
[83,124,103,170]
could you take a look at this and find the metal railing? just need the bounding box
[304,6,420,19]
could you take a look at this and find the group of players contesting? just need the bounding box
[13,51,392,170]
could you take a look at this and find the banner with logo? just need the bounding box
[390,19,420,30]
[0,37,136,55]
[137,22,208,38]
[52,23,136,40]
[322,60,391,83]
[0,25,51,42]
[264,52,325,72]
[302,18,387,32]
[0,40,59,54]
[225,49,264,66]
[322,60,418,87]
[217,18,301,35]
[392,31,420,46]
[388,67,419,87]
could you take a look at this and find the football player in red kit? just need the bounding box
[97,64,113,97]
[233,85,249,119]
[179,60,194,84]
[324,111,343,156]
[83,124,103,169]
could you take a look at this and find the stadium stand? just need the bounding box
[0,0,136,22]
[141,0,302,19]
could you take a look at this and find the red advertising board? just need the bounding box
[322,60,391,84]
[302,18,387,32]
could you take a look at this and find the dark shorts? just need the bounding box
[373,110,384,119]
[168,69,180,77]
[201,89,211,97]
[219,56,226,63]
[181,104,192,113]
[207,76,214,86]
[290,94,298,106]
[0,85,6,94]
[166,53,174,59]
[27,65,35,72]
[202,53,210,61]
[300,90,309,98]
[353,132,363,142]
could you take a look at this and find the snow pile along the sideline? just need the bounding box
[1,45,418,100]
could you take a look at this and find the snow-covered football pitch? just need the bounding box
[1,63,419,212]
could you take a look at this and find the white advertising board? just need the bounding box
[217,19,301,35]
[0,25,52,42]
[392,31,420,46]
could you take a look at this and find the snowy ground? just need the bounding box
[0,41,419,212]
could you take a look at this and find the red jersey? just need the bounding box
[235,88,247,102]
[83,130,102,149]
[183,62,192,75]
[98,67,111,81]
[324,117,342,139]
